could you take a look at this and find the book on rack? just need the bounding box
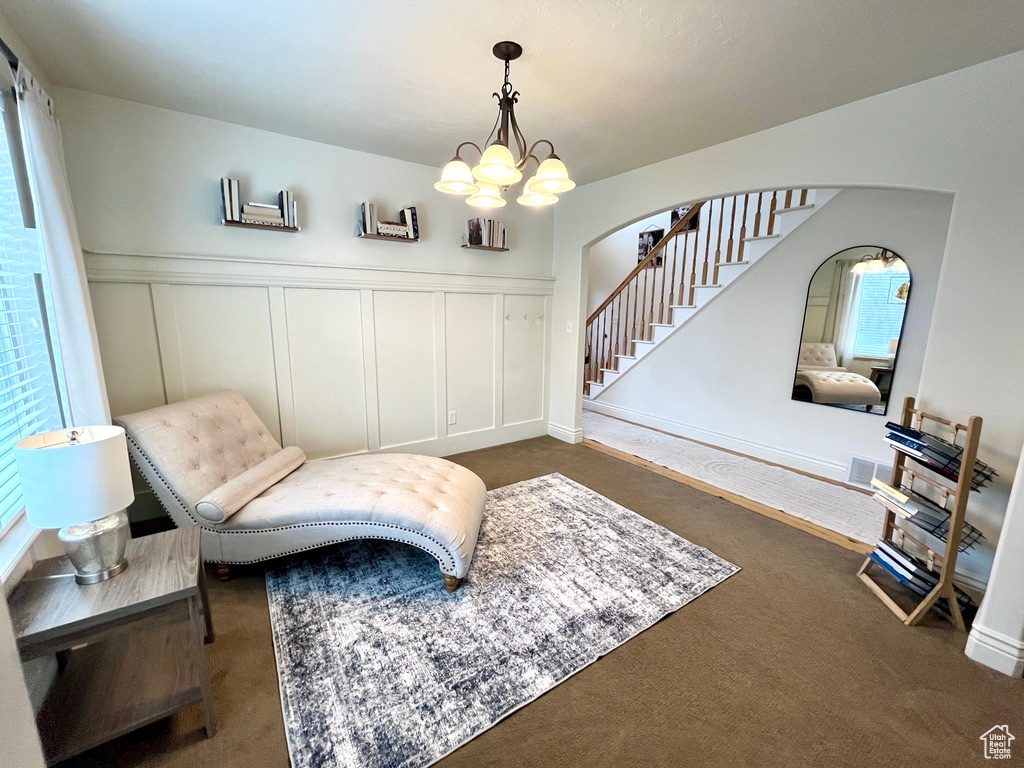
[870,477,984,551]
[399,207,419,239]
[872,539,972,608]
[884,422,997,488]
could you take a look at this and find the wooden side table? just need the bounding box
[8,527,216,765]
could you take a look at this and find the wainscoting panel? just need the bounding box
[373,291,438,449]
[445,293,496,436]
[90,281,166,419]
[86,252,551,464]
[282,287,368,458]
[502,295,547,426]
[164,284,282,441]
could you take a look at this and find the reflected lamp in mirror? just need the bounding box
[792,245,911,415]
[14,425,135,584]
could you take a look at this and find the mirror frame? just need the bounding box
[791,244,912,417]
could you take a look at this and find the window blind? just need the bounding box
[0,83,64,530]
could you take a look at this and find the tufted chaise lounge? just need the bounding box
[794,342,881,407]
[114,391,486,591]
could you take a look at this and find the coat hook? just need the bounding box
[504,313,511,320]
[523,313,529,320]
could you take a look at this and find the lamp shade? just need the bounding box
[472,143,522,185]
[517,187,559,206]
[434,159,478,195]
[14,425,135,529]
[527,156,576,194]
[466,182,507,208]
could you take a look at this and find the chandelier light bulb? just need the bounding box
[472,143,523,185]
[434,159,479,195]
[528,156,576,194]
[466,182,507,208]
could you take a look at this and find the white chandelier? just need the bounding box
[435,41,575,208]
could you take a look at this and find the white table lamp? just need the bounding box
[15,425,136,584]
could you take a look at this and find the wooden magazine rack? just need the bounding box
[857,396,983,630]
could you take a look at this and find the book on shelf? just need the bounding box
[241,212,285,224]
[221,177,241,221]
[465,217,506,248]
[360,202,379,236]
[399,207,419,239]
[243,203,280,215]
[376,220,412,238]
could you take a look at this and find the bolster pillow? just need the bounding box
[195,446,306,523]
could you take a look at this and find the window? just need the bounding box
[851,270,910,358]
[0,84,65,530]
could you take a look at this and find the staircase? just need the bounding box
[584,188,838,400]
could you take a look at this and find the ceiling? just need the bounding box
[5,1,1024,184]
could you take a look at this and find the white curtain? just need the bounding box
[832,262,862,368]
[15,66,110,426]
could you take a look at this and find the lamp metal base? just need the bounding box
[74,558,128,585]
[58,509,130,586]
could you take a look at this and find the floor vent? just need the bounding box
[847,455,892,488]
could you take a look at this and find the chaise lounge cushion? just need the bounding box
[795,369,882,406]
[196,446,306,523]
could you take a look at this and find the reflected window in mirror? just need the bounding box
[792,246,910,415]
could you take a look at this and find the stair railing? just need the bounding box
[584,188,809,393]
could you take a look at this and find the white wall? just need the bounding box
[550,51,1024,556]
[588,189,977,572]
[587,211,670,316]
[55,90,553,467]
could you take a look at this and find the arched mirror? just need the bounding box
[792,246,910,415]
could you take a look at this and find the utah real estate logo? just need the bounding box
[980,725,1014,759]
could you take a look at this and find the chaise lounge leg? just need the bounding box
[443,574,461,593]
[214,563,233,582]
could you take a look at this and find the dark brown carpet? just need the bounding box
[59,437,1021,768]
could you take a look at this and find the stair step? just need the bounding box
[745,233,780,243]
[669,304,696,310]
[599,368,618,374]
[773,203,815,215]
[717,260,750,268]
[616,354,636,361]
[650,322,674,328]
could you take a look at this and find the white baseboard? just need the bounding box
[583,400,848,481]
[966,623,1024,677]
[547,422,583,444]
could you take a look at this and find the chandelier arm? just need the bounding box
[517,139,556,171]
[482,101,502,147]
[508,101,527,163]
[455,141,483,160]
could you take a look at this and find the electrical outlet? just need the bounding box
[447,411,457,426]
[565,321,573,333]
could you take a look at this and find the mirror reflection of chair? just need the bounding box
[792,246,911,414]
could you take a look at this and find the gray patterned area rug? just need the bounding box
[266,472,738,768]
